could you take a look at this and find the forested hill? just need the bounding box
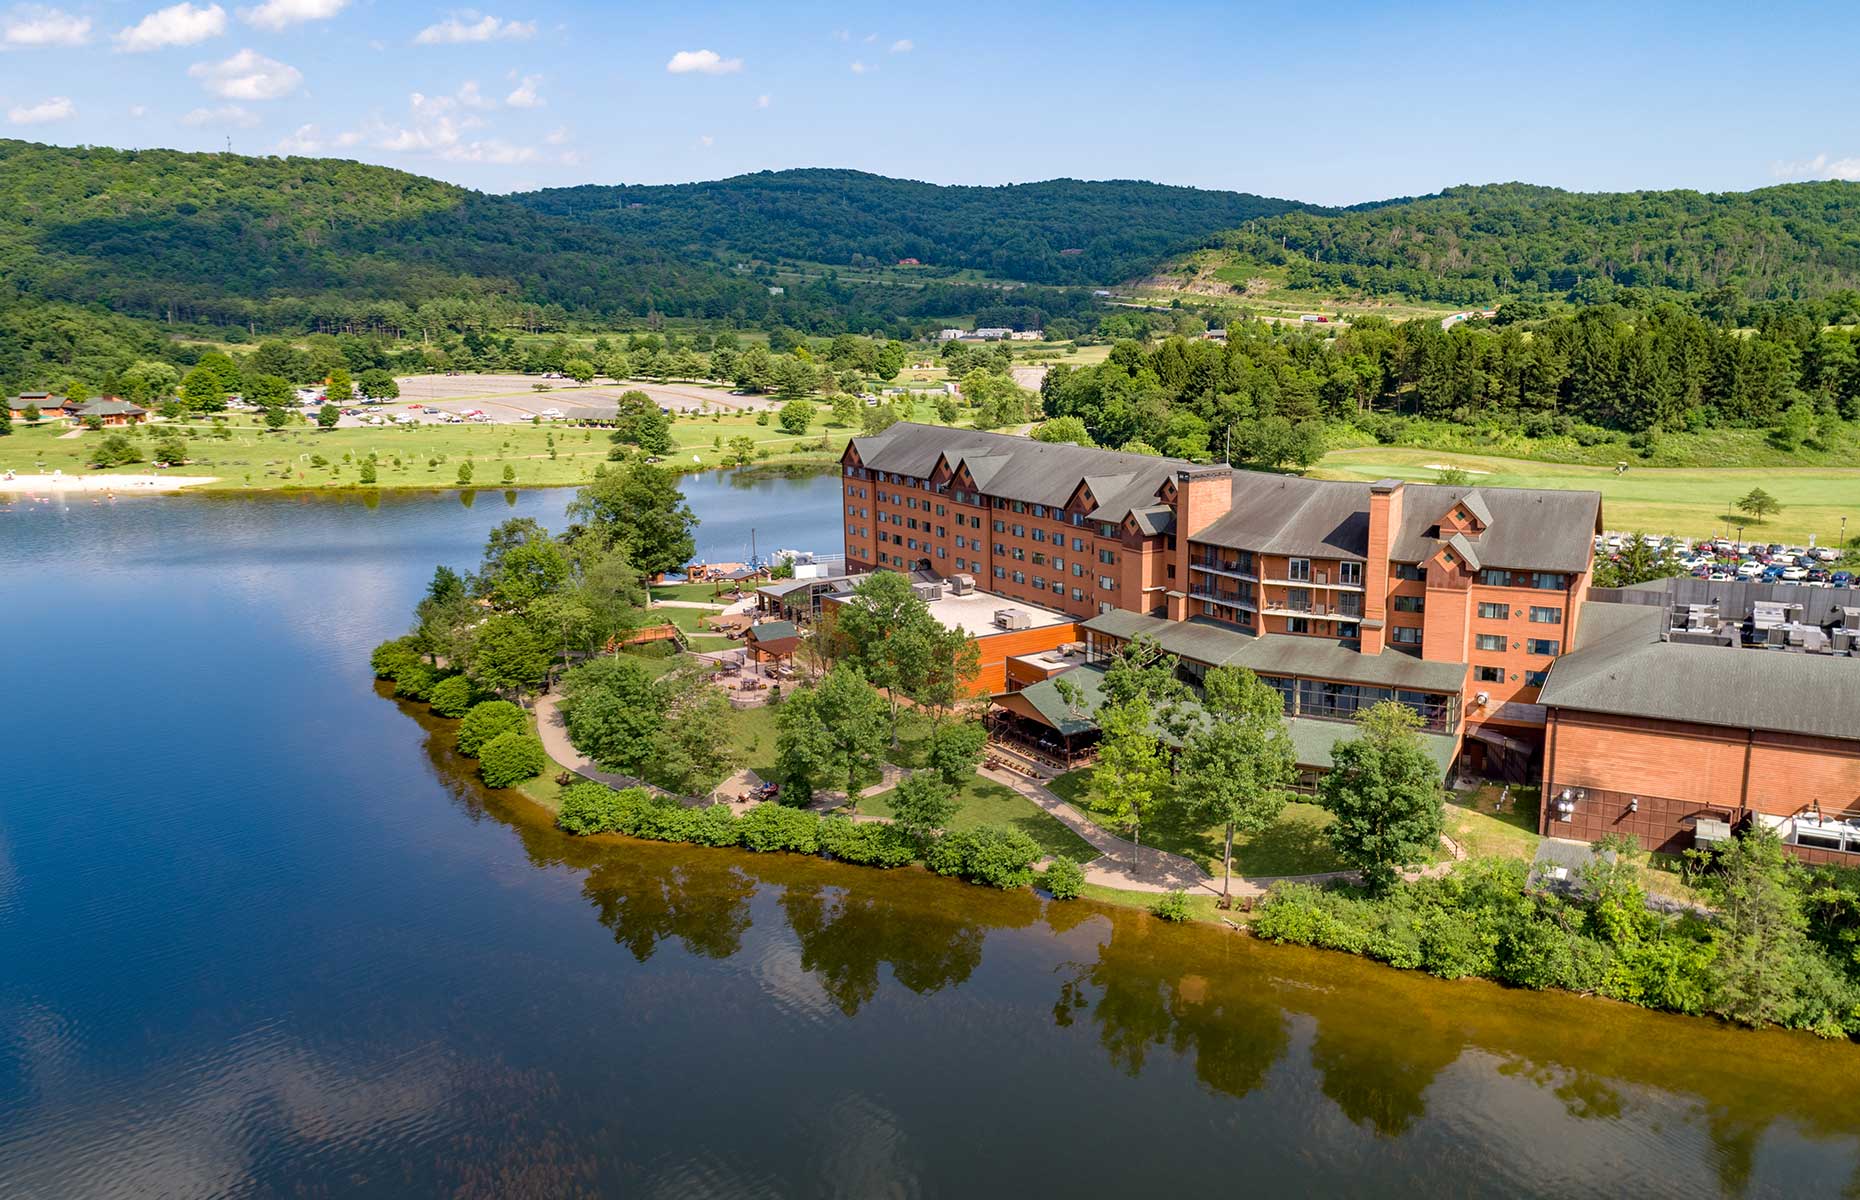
[513,169,1317,285]
[1214,181,1860,305]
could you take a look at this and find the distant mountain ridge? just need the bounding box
[1207,180,1860,305]
[512,167,1318,285]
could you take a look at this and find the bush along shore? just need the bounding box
[1253,832,1860,1040]
[556,780,1086,895]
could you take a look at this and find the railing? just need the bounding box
[1263,571,1366,591]
[1190,555,1257,579]
[1188,584,1256,609]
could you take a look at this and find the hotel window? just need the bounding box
[1072,587,1085,600]
[1032,552,1047,565]
[1052,557,1065,570]
[1395,563,1426,582]
[1099,523,1117,537]
[1032,505,1046,518]
[1072,537,1086,551]
[994,543,1005,555]
[994,520,1005,532]
[1012,524,1025,537]
[1287,558,1312,581]
[1014,502,1026,513]
[1099,602,1115,614]
[1338,622,1360,640]
[1013,571,1026,584]
[1051,578,1063,592]
[1479,568,1513,587]
[1526,638,1560,656]
[1098,576,1115,590]
[1287,617,1310,634]
[936,547,947,559]
[1474,665,1504,683]
[936,504,946,516]
[994,566,1006,578]
[1478,602,1510,620]
[1032,530,1046,542]
[1475,633,1507,652]
[1033,578,1047,590]
[1339,561,1363,586]
[1392,595,1425,614]
[1391,626,1423,646]
[1099,549,1116,565]
[1012,548,1026,561]
[1525,669,1549,687]
[1529,606,1563,624]
[1073,564,1085,577]
[1532,573,1567,590]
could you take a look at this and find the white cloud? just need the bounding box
[666,48,740,75]
[1771,152,1860,182]
[456,79,492,108]
[849,59,873,74]
[358,90,538,163]
[2,5,91,47]
[275,122,321,152]
[7,94,74,122]
[116,3,226,52]
[543,125,568,145]
[414,11,534,44]
[188,47,302,99]
[129,104,148,117]
[182,102,257,126]
[889,38,912,53]
[504,73,542,107]
[697,134,713,147]
[755,93,769,109]
[240,0,346,30]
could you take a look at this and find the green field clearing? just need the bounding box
[1314,446,1860,545]
[860,774,1100,862]
[0,412,854,491]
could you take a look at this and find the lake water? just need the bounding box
[3,473,1859,1198]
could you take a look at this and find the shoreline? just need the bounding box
[0,473,220,494]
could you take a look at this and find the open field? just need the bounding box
[1315,446,1860,546]
[0,411,854,491]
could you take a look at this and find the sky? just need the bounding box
[1,0,1857,203]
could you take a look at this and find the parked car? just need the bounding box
[1833,572,1853,588]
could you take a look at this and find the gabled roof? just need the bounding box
[1539,601,1860,741]
[74,399,146,416]
[1191,474,1598,572]
[1445,531,1482,572]
[846,423,1190,524]
[747,620,799,643]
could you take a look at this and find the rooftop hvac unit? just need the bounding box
[1694,817,1733,845]
[994,608,1033,631]
[948,573,976,596]
[913,582,944,602]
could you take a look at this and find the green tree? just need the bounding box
[778,398,815,434]
[565,357,596,384]
[887,772,958,839]
[831,391,864,428]
[1090,691,1170,850]
[1436,466,1472,487]
[247,374,292,409]
[1736,487,1781,524]
[775,665,890,800]
[179,365,227,412]
[317,403,340,430]
[1032,416,1095,445]
[359,459,377,484]
[1594,531,1682,588]
[263,405,289,431]
[927,720,988,786]
[152,430,188,464]
[457,461,474,485]
[358,369,400,400]
[771,355,817,401]
[326,367,353,403]
[468,613,549,698]
[561,655,664,776]
[1696,828,1821,1029]
[24,403,42,424]
[91,433,142,467]
[568,462,697,577]
[1317,702,1444,893]
[727,434,757,465]
[1177,666,1298,903]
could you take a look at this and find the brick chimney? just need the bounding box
[1360,479,1404,653]
[1169,465,1233,622]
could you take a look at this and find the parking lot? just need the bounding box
[382,375,775,423]
[1600,531,1853,586]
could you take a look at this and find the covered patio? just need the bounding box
[987,676,1102,771]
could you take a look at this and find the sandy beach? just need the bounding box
[0,473,219,495]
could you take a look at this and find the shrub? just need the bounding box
[557,783,656,835]
[738,802,821,854]
[478,732,545,788]
[928,720,988,787]
[928,827,1042,889]
[389,658,439,701]
[1043,855,1085,900]
[370,637,420,679]
[819,817,917,868]
[1152,889,1193,923]
[685,803,743,848]
[427,673,478,718]
[457,699,525,757]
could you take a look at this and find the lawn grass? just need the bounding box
[653,604,738,651]
[1048,768,1346,877]
[1315,444,1860,546]
[650,581,741,602]
[1446,784,1544,861]
[860,773,1100,862]
[1076,882,1228,925]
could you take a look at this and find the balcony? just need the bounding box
[1190,556,1258,582]
[1188,585,1257,611]
[1262,598,1364,619]
[1262,568,1365,592]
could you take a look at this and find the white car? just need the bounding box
[1781,566,1809,581]
[538,408,562,419]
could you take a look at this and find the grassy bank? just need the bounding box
[860,774,1100,862]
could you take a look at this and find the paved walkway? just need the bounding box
[979,766,1214,895]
